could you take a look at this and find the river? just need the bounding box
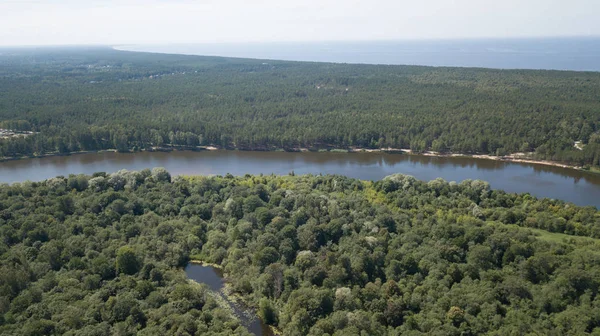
[0,150,599,208]
[185,263,273,336]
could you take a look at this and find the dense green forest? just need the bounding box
[2,170,600,335]
[1,47,600,167]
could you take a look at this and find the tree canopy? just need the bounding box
[1,170,600,335]
[1,47,600,167]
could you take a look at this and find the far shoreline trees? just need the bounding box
[1,47,600,167]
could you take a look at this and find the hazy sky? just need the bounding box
[1,0,599,46]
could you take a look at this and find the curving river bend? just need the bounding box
[0,150,599,208]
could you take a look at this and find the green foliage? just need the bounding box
[1,47,600,167]
[115,246,141,275]
[1,171,600,335]
[259,298,278,325]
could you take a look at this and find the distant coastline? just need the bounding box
[114,37,600,72]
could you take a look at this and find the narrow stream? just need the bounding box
[185,263,274,336]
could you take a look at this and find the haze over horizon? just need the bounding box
[1,0,599,47]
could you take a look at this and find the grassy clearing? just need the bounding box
[583,166,600,175]
[527,228,600,246]
[491,223,600,250]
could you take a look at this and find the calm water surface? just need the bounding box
[185,263,272,336]
[0,150,599,207]
[118,37,600,71]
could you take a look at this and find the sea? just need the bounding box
[116,37,600,72]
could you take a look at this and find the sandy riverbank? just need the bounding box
[0,145,221,163]
[346,147,582,170]
[0,145,588,172]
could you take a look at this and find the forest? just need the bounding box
[2,170,600,335]
[1,47,600,167]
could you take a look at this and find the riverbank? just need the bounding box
[347,147,584,171]
[2,146,598,208]
[188,260,282,335]
[0,145,219,163]
[0,144,591,173]
[417,150,582,170]
[0,149,119,163]
[189,259,223,269]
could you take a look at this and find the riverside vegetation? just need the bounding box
[1,169,600,335]
[1,47,600,168]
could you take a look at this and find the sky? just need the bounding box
[0,0,599,46]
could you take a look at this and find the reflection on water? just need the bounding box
[185,263,272,336]
[0,150,599,207]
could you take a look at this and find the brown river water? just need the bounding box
[0,150,599,207]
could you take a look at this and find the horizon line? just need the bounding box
[1,34,599,49]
